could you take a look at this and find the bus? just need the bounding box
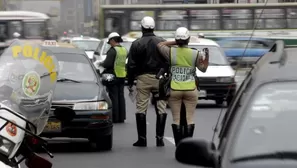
[99,3,297,46]
[0,11,52,44]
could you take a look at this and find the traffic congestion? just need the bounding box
[0,1,295,168]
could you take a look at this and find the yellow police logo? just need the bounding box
[22,71,40,97]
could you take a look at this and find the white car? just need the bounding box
[70,36,101,62]
[162,37,236,106]
[93,37,136,73]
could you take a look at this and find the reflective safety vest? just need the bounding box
[114,46,127,78]
[170,47,198,91]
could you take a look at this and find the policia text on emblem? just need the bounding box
[171,66,195,82]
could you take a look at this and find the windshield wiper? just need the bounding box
[232,151,297,163]
[57,78,81,83]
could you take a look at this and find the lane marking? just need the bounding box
[164,136,175,145]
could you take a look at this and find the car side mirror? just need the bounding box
[175,138,217,167]
[25,153,52,168]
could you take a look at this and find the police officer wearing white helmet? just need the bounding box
[127,16,168,147]
[157,27,209,146]
[100,32,127,123]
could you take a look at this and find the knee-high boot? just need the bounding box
[133,113,147,147]
[172,124,182,147]
[156,113,167,147]
[184,124,195,138]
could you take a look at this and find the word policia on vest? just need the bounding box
[171,66,195,82]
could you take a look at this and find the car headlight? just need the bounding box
[0,136,15,156]
[73,101,108,110]
[216,77,234,83]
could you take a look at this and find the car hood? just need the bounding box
[224,48,268,57]
[53,82,100,102]
[85,51,94,59]
[196,65,235,77]
[230,160,297,168]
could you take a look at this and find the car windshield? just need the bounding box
[218,40,273,49]
[72,40,100,51]
[103,41,132,55]
[55,53,96,82]
[188,45,229,65]
[232,81,297,159]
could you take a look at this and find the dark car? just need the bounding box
[175,40,297,167]
[40,46,113,150]
[216,37,274,68]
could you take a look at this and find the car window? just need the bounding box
[55,53,96,82]
[188,45,229,65]
[232,81,297,159]
[96,41,104,53]
[219,40,271,49]
[72,40,100,51]
[102,41,132,55]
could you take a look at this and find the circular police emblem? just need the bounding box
[22,71,40,97]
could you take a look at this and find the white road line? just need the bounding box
[164,136,175,145]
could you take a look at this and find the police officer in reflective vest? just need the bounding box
[157,27,209,145]
[101,32,127,123]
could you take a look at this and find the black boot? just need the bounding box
[185,124,195,138]
[133,113,147,147]
[172,124,182,147]
[156,114,167,147]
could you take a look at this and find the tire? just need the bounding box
[94,134,113,151]
[215,99,224,106]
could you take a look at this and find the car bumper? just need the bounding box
[41,109,113,138]
[198,83,236,100]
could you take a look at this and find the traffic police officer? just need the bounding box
[157,27,209,146]
[101,32,127,123]
[127,16,168,147]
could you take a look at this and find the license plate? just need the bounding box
[44,121,61,132]
[199,90,207,97]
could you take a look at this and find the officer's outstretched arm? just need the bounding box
[196,48,209,73]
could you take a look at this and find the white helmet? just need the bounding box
[141,16,155,29]
[175,27,190,40]
[107,32,120,43]
[13,32,20,38]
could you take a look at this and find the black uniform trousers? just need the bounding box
[106,78,126,123]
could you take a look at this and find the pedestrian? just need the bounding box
[127,16,168,147]
[100,32,127,123]
[198,33,205,38]
[157,27,209,146]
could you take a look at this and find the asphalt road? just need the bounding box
[21,70,248,168]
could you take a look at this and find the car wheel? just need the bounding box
[215,99,224,106]
[92,134,113,151]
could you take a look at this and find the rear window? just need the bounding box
[55,53,96,82]
[232,81,297,159]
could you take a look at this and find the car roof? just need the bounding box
[71,36,100,41]
[245,41,297,89]
[217,37,271,41]
[43,46,86,55]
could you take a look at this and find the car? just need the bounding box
[216,37,274,68]
[152,37,236,106]
[176,40,297,168]
[70,36,101,62]
[93,37,136,73]
[40,41,113,151]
